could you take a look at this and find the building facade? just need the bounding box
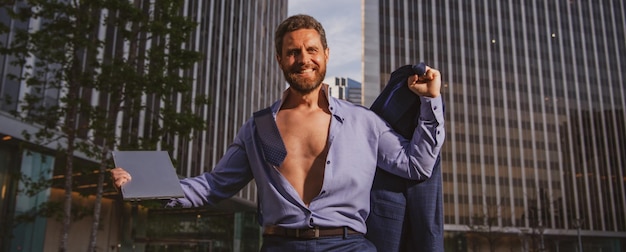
[0,0,286,251]
[327,77,363,105]
[364,0,626,251]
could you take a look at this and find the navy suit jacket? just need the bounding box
[366,65,444,252]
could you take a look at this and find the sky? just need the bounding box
[287,0,363,84]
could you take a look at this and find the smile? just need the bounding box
[297,69,314,73]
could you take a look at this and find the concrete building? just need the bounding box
[326,77,363,105]
[364,0,626,251]
[0,0,286,251]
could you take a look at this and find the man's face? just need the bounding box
[276,29,329,94]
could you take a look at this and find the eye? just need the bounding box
[287,49,300,56]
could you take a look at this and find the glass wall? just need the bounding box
[0,146,18,251]
[9,150,54,252]
[128,208,260,252]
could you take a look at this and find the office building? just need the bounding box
[326,77,363,105]
[0,0,286,251]
[364,0,626,251]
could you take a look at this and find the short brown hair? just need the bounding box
[274,14,328,55]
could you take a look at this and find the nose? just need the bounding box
[295,49,310,64]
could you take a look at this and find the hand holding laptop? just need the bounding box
[111,167,132,189]
[109,151,185,201]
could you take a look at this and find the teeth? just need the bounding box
[300,69,313,73]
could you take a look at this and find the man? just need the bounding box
[111,14,444,252]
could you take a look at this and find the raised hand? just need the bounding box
[407,64,441,98]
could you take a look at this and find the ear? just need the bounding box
[324,47,330,63]
[275,53,281,64]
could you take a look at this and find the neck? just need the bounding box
[282,84,328,110]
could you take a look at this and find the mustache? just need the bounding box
[289,64,317,73]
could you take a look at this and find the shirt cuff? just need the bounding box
[165,199,180,208]
[419,96,444,124]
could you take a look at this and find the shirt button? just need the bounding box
[434,106,438,110]
[310,218,314,226]
[326,160,331,164]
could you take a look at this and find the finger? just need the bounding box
[111,168,131,178]
[110,168,131,188]
[408,74,419,85]
[115,176,130,188]
[419,67,438,81]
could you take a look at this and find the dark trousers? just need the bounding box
[261,234,376,252]
[366,157,444,252]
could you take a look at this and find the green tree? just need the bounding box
[0,0,207,251]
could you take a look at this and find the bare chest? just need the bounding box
[274,109,331,205]
[276,111,330,158]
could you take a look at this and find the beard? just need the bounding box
[283,64,326,94]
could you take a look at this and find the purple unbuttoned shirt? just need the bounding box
[168,85,445,234]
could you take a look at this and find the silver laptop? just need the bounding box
[112,151,185,201]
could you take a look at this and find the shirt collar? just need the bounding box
[271,83,339,117]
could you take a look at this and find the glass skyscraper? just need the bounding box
[163,0,288,205]
[0,0,286,250]
[365,0,625,251]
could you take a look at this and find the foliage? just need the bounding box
[0,0,208,251]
